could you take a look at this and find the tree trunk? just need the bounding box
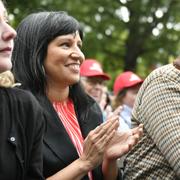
[124,50,139,71]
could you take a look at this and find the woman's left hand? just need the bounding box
[104,124,143,160]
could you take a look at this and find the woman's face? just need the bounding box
[0,1,16,73]
[44,31,85,88]
[122,84,141,108]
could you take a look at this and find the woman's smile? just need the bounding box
[65,63,80,73]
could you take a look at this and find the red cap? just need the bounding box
[113,71,143,95]
[80,59,110,80]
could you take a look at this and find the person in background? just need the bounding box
[113,71,143,131]
[123,58,180,179]
[12,11,143,180]
[0,1,44,179]
[99,86,113,121]
[80,59,113,120]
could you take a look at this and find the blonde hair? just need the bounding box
[0,71,21,88]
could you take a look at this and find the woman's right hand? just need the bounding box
[79,116,119,171]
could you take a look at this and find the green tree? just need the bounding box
[8,0,180,79]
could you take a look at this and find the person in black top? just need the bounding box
[0,1,44,179]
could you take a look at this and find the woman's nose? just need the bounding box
[2,24,17,41]
[70,51,85,63]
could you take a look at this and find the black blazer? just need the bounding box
[0,88,44,180]
[36,94,104,179]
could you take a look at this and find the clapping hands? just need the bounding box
[80,106,143,173]
[104,124,143,160]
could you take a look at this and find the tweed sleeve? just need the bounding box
[135,66,180,176]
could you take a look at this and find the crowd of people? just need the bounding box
[0,0,179,179]
[0,1,143,179]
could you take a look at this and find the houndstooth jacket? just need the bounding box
[123,62,180,180]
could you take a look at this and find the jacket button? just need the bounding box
[10,137,16,142]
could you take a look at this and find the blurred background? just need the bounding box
[7,0,180,88]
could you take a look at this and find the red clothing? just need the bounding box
[53,99,84,156]
[53,99,93,180]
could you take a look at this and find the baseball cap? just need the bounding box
[113,71,143,95]
[80,59,110,80]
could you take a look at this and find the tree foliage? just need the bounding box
[7,0,180,85]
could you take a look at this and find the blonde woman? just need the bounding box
[0,1,44,179]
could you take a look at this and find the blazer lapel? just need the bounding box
[37,95,79,165]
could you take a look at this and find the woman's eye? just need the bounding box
[78,44,82,49]
[60,43,70,48]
